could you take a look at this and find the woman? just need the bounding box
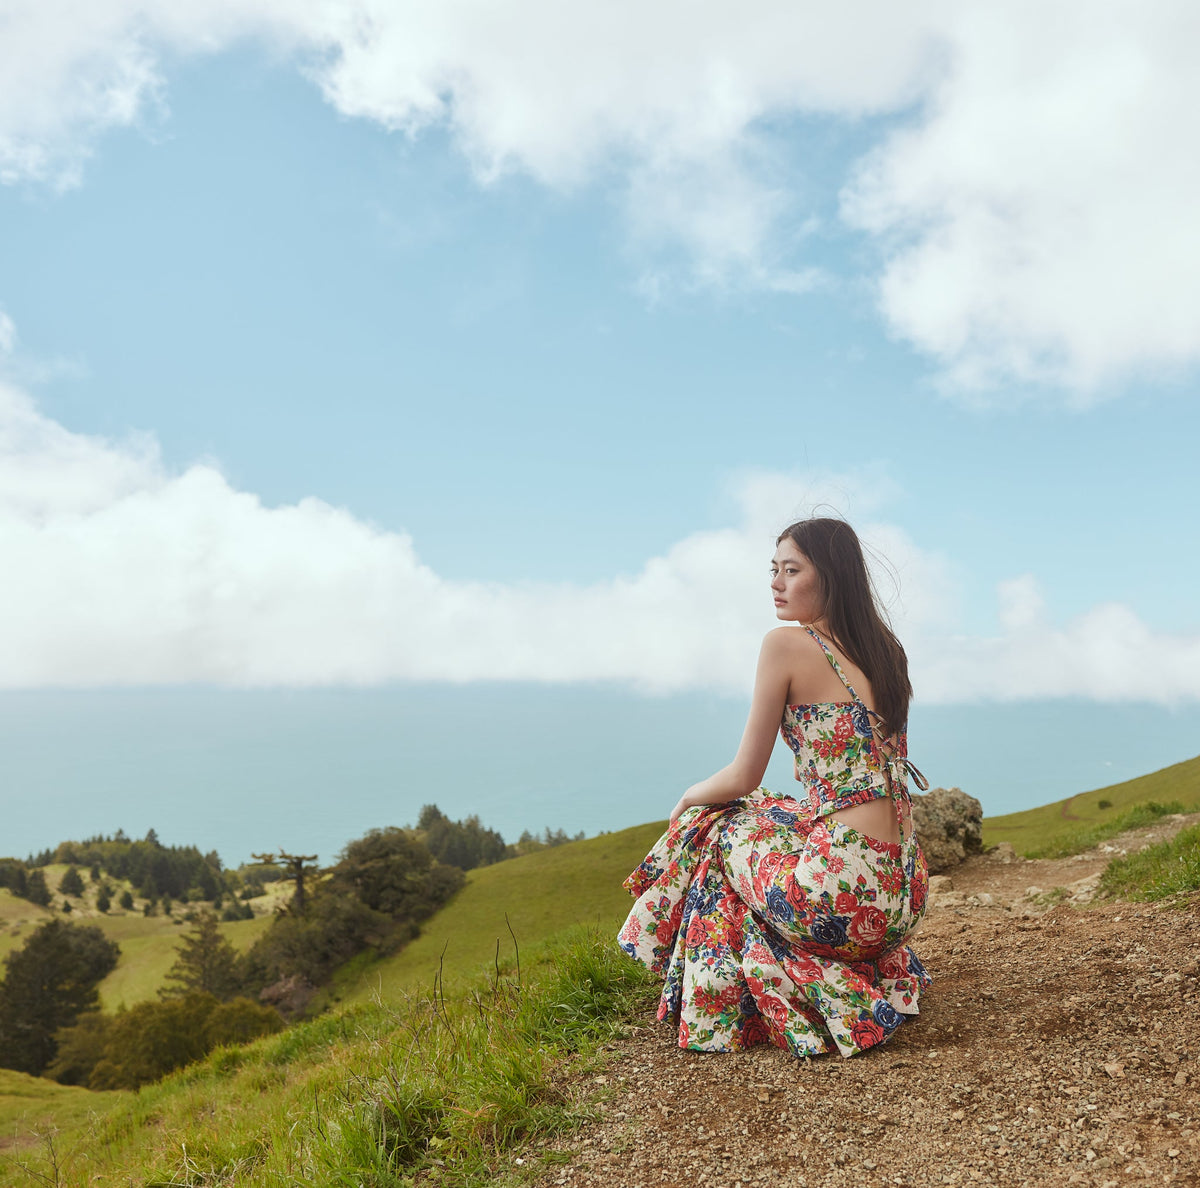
[618,517,930,1058]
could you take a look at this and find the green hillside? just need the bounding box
[982,753,1200,854]
[335,819,666,1005]
[0,870,286,1009]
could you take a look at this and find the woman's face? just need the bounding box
[770,539,825,624]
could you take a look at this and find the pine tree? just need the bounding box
[26,869,52,907]
[160,912,240,1002]
[119,890,134,911]
[59,866,85,897]
[95,889,111,913]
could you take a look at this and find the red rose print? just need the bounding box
[849,1018,886,1049]
[834,890,859,914]
[784,955,824,985]
[784,876,810,910]
[848,905,888,947]
[878,866,904,894]
[911,871,927,913]
[826,854,845,875]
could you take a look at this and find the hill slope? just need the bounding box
[981,752,1200,853]
[335,819,665,1006]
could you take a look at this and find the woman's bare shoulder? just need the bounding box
[761,625,824,667]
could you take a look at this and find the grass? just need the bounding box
[982,753,1200,856]
[1020,800,1186,860]
[0,926,658,1188]
[1100,823,1200,902]
[333,820,666,1005]
[0,1070,123,1150]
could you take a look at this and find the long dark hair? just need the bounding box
[777,517,912,735]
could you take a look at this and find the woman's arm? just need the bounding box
[668,628,795,822]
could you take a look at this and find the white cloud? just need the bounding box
[2,381,1197,702]
[841,3,1200,394]
[914,589,1200,705]
[4,3,1200,388]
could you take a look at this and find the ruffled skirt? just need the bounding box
[617,790,931,1058]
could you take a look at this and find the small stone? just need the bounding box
[1102,1062,1125,1079]
[1168,1149,1180,1158]
[1175,1071,1188,1087]
[951,1110,965,1121]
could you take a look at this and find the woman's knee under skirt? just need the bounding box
[617,790,931,1058]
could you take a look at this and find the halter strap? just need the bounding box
[801,624,861,702]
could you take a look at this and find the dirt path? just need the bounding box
[528,816,1200,1188]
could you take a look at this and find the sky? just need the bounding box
[1,1,1199,866]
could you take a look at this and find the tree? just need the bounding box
[59,866,85,897]
[25,869,51,907]
[328,828,463,919]
[95,888,111,913]
[161,912,240,1001]
[252,851,320,914]
[418,804,510,870]
[118,890,134,910]
[0,920,120,1075]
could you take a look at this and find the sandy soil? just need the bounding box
[526,815,1200,1188]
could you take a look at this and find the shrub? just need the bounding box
[77,992,282,1090]
[95,889,111,913]
[119,889,134,910]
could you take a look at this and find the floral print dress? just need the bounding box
[618,627,931,1058]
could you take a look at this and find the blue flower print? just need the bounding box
[764,885,795,923]
[810,915,848,946]
[872,999,902,1032]
[850,701,872,737]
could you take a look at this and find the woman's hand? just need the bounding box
[669,786,703,824]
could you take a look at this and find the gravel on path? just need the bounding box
[526,823,1200,1188]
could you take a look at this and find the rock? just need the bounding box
[929,889,968,909]
[927,875,955,894]
[1067,873,1102,903]
[911,786,984,874]
[990,842,1017,863]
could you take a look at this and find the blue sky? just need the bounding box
[1,5,1198,864]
